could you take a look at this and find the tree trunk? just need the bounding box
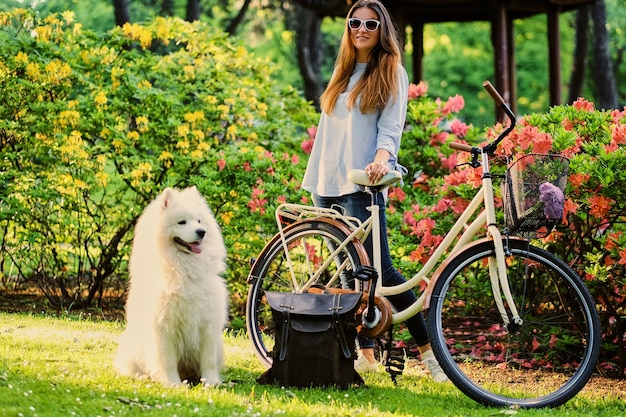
[112,0,131,26]
[589,0,619,109]
[161,0,175,16]
[290,0,351,16]
[567,6,589,104]
[186,0,201,22]
[226,0,253,35]
[293,6,324,108]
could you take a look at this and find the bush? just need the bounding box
[0,9,317,319]
[392,89,626,377]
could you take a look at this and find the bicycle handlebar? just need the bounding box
[450,80,516,157]
[449,142,474,153]
[482,80,504,106]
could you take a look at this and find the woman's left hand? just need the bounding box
[366,160,389,183]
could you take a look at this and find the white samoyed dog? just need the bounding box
[114,186,228,387]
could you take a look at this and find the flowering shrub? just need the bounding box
[0,9,316,318]
[392,87,626,377]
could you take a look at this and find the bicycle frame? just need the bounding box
[275,150,523,329]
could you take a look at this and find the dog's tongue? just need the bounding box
[190,242,202,254]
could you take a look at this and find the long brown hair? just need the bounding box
[320,0,403,115]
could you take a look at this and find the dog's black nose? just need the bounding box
[196,229,206,238]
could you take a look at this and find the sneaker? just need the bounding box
[421,350,449,383]
[354,354,381,373]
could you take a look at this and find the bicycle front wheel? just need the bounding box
[426,238,600,408]
[246,219,368,367]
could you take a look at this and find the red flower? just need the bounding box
[588,195,613,218]
[388,186,406,202]
[573,97,595,112]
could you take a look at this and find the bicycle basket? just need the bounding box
[503,154,569,238]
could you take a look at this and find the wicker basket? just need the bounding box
[503,154,569,238]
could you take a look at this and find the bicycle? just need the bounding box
[245,81,601,408]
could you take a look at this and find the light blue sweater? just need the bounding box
[302,63,409,197]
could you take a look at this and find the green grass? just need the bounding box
[0,312,624,417]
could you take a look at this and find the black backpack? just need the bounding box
[257,291,364,388]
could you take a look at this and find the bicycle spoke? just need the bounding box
[427,239,600,408]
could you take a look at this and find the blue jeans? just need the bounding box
[312,191,429,349]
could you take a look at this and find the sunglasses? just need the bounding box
[348,18,381,32]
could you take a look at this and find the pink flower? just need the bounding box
[449,119,469,137]
[248,187,268,214]
[408,81,428,99]
[612,123,626,145]
[301,138,314,155]
[443,95,465,115]
[573,97,594,112]
[217,158,226,171]
[307,125,317,139]
[430,131,448,145]
[388,186,406,202]
[263,151,276,162]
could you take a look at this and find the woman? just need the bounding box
[302,0,447,382]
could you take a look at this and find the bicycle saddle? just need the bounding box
[348,169,402,188]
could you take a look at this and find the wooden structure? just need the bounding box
[386,0,597,116]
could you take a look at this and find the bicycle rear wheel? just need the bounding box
[246,219,368,367]
[426,238,600,408]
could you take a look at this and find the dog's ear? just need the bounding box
[161,187,176,210]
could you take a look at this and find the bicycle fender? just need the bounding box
[422,236,528,310]
[246,217,371,286]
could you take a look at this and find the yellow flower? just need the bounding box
[158,151,173,161]
[34,25,52,42]
[127,131,140,142]
[197,142,210,152]
[176,140,189,150]
[130,162,153,186]
[226,124,238,140]
[94,91,107,106]
[137,79,152,90]
[113,139,125,151]
[72,22,83,36]
[45,59,72,85]
[96,171,109,186]
[192,129,204,140]
[221,211,233,225]
[96,155,107,166]
[26,62,40,80]
[183,65,195,79]
[136,116,149,132]
[177,124,189,137]
[58,110,80,128]
[122,23,153,49]
[190,149,203,160]
[61,10,75,25]
[15,51,29,65]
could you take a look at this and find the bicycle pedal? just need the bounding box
[354,265,378,281]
